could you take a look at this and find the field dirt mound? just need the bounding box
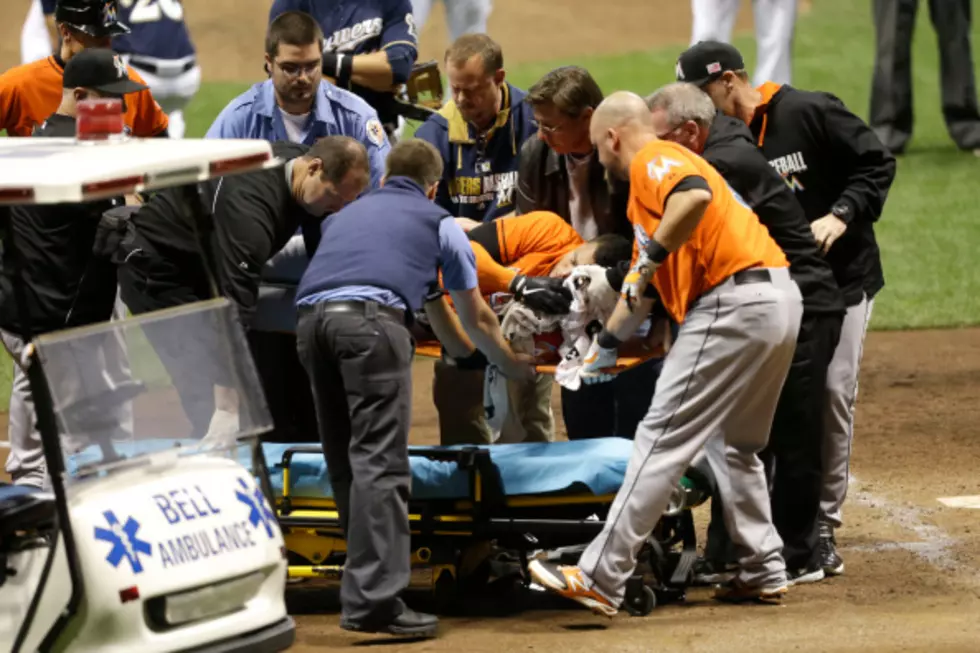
[1,0,754,81]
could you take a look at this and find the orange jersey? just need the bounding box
[473,211,583,294]
[628,139,788,322]
[0,56,169,137]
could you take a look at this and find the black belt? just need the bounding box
[732,268,772,285]
[301,300,407,325]
[127,56,197,76]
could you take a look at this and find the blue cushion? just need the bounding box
[263,438,634,501]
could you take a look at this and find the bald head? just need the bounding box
[590,91,657,182]
[590,91,654,136]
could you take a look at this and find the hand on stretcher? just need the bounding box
[414,334,666,376]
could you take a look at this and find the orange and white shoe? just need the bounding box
[528,560,618,617]
[713,578,788,604]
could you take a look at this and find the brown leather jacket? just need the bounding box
[515,137,633,241]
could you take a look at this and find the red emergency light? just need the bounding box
[76,98,125,142]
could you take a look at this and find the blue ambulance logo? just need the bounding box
[235,478,276,538]
[94,510,152,573]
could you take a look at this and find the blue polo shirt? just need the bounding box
[205,79,390,189]
[296,177,478,312]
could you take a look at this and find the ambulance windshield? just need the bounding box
[31,298,274,482]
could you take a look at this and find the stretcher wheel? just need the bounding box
[623,585,656,617]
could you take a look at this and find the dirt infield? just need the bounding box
[288,327,980,652]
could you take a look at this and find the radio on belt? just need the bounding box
[76,98,126,142]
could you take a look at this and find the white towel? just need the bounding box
[554,265,620,391]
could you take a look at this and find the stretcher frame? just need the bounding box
[273,443,702,616]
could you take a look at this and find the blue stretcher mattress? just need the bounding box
[64,437,635,502]
[264,438,634,501]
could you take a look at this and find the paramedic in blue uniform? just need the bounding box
[415,33,537,223]
[112,0,200,139]
[207,10,389,189]
[268,0,419,138]
[294,137,534,637]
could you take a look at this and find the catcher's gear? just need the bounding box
[579,335,618,385]
[510,274,573,315]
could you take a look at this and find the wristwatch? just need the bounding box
[831,202,852,223]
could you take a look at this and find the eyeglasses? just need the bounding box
[274,60,320,78]
[532,119,563,135]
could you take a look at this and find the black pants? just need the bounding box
[296,301,415,622]
[706,311,842,570]
[560,354,664,441]
[118,233,220,436]
[248,331,319,443]
[871,0,980,151]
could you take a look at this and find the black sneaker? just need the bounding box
[340,606,438,638]
[820,524,845,576]
[692,558,737,586]
[787,563,825,586]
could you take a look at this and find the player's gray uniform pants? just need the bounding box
[578,267,802,602]
[820,294,874,529]
[2,297,134,489]
[411,0,492,41]
[690,0,798,86]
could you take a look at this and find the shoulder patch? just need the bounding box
[366,118,385,147]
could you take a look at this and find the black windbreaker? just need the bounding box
[749,83,896,306]
[703,112,845,317]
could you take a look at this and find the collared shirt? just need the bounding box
[298,219,476,310]
[268,0,419,126]
[205,79,390,189]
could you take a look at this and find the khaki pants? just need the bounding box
[432,361,554,445]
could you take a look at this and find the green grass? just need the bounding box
[178,0,980,331]
[2,0,978,413]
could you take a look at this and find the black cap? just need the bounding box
[63,48,148,95]
[55,0,129,38]
[675,41,745,87]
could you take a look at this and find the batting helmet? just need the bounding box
[55,0,129,38]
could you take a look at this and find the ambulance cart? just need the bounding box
[0,115,294,653]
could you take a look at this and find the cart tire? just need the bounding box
[624,585,656,617]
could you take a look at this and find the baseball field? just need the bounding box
[2,0,980,650]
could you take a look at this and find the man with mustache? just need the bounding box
[207,10,390,189]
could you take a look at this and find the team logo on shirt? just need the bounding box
[647,156,682,182]
[324,18,384,52]
[768,151,808,193]
[449,172,518,209]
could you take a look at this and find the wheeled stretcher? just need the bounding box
[265,437,710,616]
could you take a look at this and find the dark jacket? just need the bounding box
[703,113,846,317]
[0,113,122,336]
[516,136,633,241]
[749,83,896,306]
[415,83,536,222]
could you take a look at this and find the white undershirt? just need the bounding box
[566,153,596,240]
[279,108,312,143]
